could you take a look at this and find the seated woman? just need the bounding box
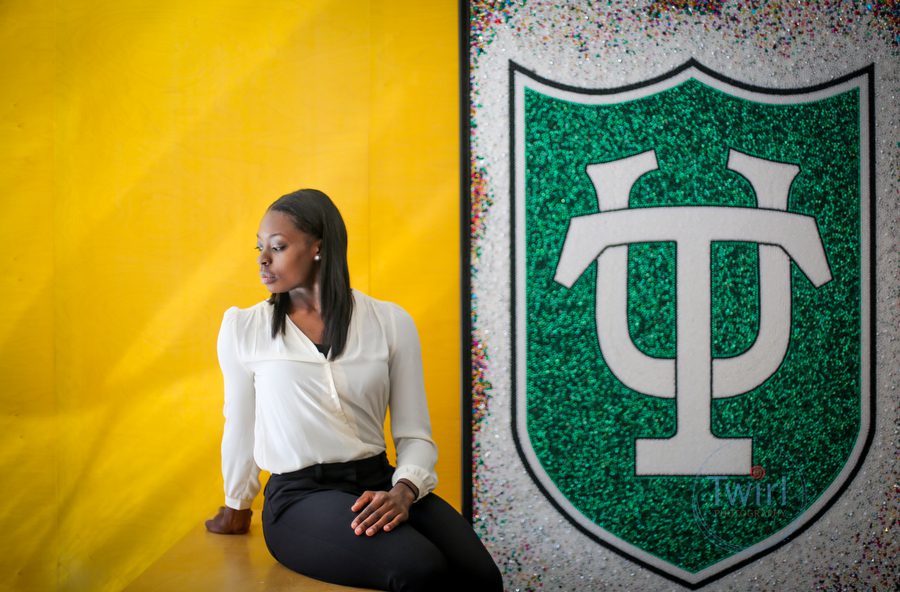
[206,189,503,592]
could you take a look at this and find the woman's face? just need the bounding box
[256,210,321,293]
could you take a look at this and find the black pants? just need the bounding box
[262,453,503,592]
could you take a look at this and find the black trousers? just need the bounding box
[262,453,503,592]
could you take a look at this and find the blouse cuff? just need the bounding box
[392,465,436,502]
[225,496,254,511]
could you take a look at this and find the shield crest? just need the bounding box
[510,60,874,587]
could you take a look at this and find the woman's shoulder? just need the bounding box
[351,289,417,342]
[352,289,411,321]
[221,300,272,332]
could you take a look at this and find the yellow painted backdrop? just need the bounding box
[0,1,459,590]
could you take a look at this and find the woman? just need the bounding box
[206,189,502,592]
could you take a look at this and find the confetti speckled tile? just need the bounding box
[465,2,897,590]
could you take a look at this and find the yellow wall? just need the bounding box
[0,2,460,590]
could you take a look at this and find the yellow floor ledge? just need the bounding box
[123,523,379,592]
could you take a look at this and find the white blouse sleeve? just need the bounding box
[218,307,261,510]
[385,304,439,501]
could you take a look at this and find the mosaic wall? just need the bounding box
[465,2,897,590]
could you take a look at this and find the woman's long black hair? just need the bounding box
[267,189,353,359]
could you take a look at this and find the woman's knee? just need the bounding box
[386,543,448,592]
[471,559,504,591]
[391,550,502,592]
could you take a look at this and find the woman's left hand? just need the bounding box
[350,481,417,536]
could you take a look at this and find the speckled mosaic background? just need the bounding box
[467,1,898,590]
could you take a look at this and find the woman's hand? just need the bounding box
[205,506,252,535]
[350,480,417,536]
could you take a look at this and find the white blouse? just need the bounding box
[218,289,438,510]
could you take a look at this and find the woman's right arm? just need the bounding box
[206,307,260,534]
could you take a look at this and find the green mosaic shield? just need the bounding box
[510,61,873,587]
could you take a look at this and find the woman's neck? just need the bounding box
[288,283,321,314]
[287,283,325,343]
